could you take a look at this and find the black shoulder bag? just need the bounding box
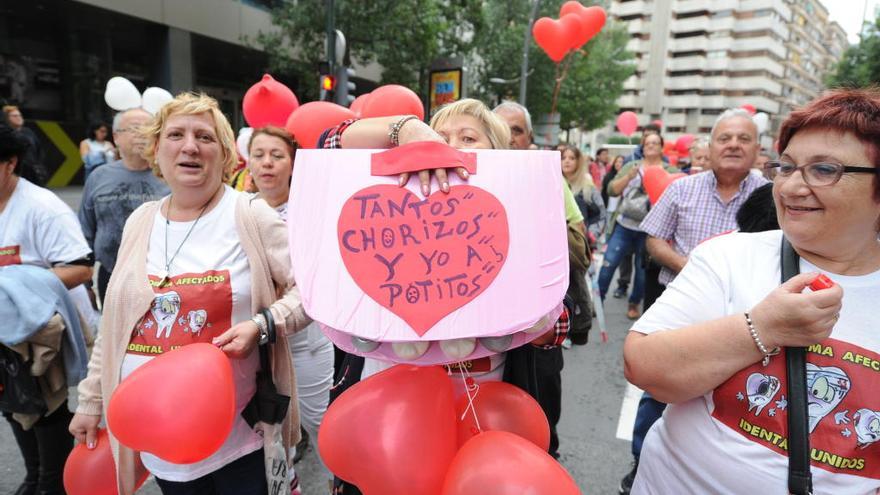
[242,308,290,427]
[0,345,47,415]
[781,236,813,495]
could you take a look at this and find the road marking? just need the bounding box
[616,382,643,441]
[37,120,81,187]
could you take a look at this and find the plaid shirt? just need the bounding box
[640,170,768,285]
[533,305,570,349]
[320,119,358,149]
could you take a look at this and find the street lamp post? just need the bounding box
[519,0,542,105]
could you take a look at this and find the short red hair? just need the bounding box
[777,87,880,200]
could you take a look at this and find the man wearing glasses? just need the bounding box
[78,108,169,305]
[617,108,768,494]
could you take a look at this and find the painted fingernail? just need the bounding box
[399,176,406,186]
[461,170,469,178]
[422,184,430,196]
[442,181,449,192]
[87,442,95,449]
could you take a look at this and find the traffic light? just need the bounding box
[318,61,336,101]
[335,66,357,106]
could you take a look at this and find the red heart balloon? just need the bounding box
[455,381,550,451]
[361,84,425,120]
[107,343,235,464]
[559,2,606,48]
[318,365,457,495]
[242,74,300,128]
[285,101,355,149]
[64,429,150,495]
[741,103,757,115]
[350,93,371,117]
[337,184,510,336]
[532,17,577,62]
[581,6,607,42]
[441,430,582,495]
[643,166,687,205]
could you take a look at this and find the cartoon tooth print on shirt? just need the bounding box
[807,363,851,433]
[185,309,208,336]
[151,291,181,339]
[853,409,880,449]
[745,372,781,416]
[712,338,880,479]
[127,270,232,356]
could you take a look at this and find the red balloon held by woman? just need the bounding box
[106,343,236,464]
[63,429,150,495]
[318,365,457,495]
[441,430,582,495]
[616,111,639,136]
[242,74,300,128]
[360,84,425,120]
[455,381,550,451]
[285,101,356,149]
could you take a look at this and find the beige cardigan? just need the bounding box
[76,192,311,494]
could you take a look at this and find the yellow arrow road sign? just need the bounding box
[36,120,82,187]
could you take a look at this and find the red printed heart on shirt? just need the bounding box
[337,184,509,336]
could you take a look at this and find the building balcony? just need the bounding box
[618,94,645,109]
[669,37,709,53]
[665,75,705,90]
[626,18,649,36]
[612,0,651,18]
[674,0,739,14]
[667,55,707,72]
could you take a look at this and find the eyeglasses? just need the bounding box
[763,160,876,186]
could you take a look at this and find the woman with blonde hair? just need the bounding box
[69,93,311,495]
[561,145,606,244]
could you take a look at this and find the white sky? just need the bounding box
[823,0,880,43]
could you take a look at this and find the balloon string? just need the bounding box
[457,364,482,433]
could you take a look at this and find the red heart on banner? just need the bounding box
[337,184,509,336]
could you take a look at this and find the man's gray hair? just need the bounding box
[112,107,150,132]
[711,108,756,138]
[493,101,532,134]
[689,136,710,151]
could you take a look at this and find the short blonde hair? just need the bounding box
[142,92,237,181]
[430,98,511,150]
[3,105,19,115]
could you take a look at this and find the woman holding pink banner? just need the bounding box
[69,93,311,495]
[317,98,573,494]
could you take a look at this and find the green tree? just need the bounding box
[471,1,635,130]
[826,16,880,88]
[255,0,484,102]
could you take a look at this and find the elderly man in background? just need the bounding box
[78,108,169,305]
[617,109,768,494]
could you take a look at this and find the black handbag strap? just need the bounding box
[781,236,813,495]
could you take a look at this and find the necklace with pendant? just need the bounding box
[158,188,220,287]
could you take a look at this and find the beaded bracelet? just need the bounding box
[744,312,780,366]
[389,115,418,147]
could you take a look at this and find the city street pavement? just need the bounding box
[1,187,640,494]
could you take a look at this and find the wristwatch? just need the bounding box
[251,314,269,346]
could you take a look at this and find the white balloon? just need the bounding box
[104,77,142,111]
[753,112,770,135]
[142,87,174,115]
[237,127,254,160]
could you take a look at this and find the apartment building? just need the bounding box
[609,0,848,142]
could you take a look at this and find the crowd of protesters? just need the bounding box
[2,79,880,495]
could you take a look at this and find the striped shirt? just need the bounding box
[640,170,768,285]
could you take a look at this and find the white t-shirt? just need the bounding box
[120,187,262,482]
[0,177,100,329]
[631,230,880,495]
[0,177,92,268]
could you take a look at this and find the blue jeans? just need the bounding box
[598,223,646,304]
[631,392,667,459]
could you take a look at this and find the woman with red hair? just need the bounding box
[623,88,880,493]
